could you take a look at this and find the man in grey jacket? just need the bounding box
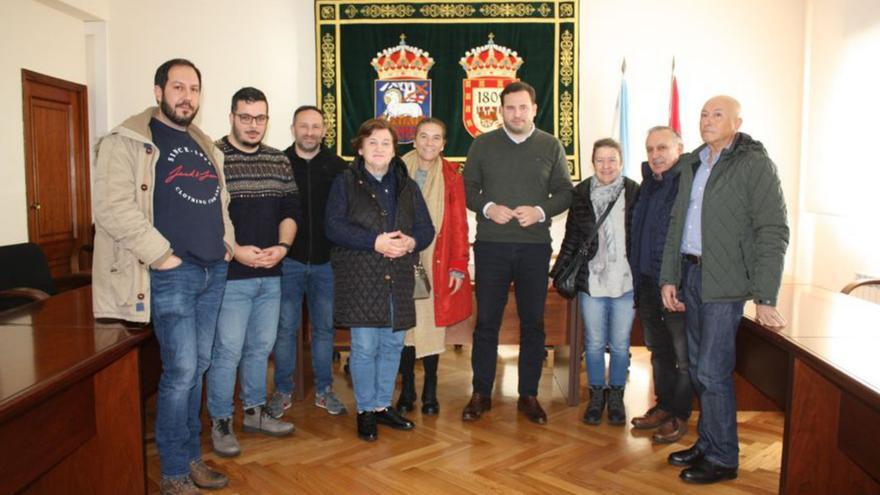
[659,95,789,484]
[93,59,234,495]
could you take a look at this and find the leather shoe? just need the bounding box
[653,417,688,444]
[680,458,738,484]
[631,406,672,430]
[375,407,415,430]
[667,445,703,466]
[357,411,378,442]
[461,393,491,422]
[396,396,415,413]
[421,400,439,415]
[517,396,547,425]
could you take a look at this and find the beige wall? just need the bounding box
[795,0,880,290]
[0,0,89,246]
[105,0,315,152]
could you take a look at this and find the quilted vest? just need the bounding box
[331,161,418,330]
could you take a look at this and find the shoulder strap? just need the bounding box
[577,188,622,255]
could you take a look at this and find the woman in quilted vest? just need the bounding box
[550,138,639,426]
[325,119,434,442]
[395,118,473,416]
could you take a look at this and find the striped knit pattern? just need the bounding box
[215,138,297,199]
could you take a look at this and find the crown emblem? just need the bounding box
[459,34,524,79]
[371,35,435,80]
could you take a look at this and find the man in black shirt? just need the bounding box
[269,106,349,416]
[206,88,299,458]
[93,58,235,495]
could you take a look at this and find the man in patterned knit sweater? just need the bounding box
[206,87,300,458]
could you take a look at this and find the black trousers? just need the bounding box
[471,241,552,396]
[638,276,692,419]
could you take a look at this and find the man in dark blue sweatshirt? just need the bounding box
[629,126,691,443]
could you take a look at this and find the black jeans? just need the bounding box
[471,241,552,397]
[638,276,692,419]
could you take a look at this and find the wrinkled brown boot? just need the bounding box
[189,460,228,489]
[652,416,688,444]
[631,406,672,430]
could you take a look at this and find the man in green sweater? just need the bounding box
[462,81,573,424]
[660,95,789,484]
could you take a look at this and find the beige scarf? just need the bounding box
[402,149,446,357]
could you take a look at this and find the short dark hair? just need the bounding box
[351,118,398,153]
[154,58,201,89]
[591,138,622,163]
[230,87,267,113]
[500,81,536,106]
[416,117,447,139]
[293,105,324,124]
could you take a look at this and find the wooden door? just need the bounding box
[21,70,92,277]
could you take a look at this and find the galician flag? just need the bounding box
[611,58,632,177]
[669,57,681,135]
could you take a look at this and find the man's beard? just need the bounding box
[160,97,199,127]
[233,127,263,147]
[296,139,321,154]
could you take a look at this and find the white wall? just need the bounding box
[552,0,807,260]
[0,0,89,245]
[106,0,315,152]
[795,0,880,290]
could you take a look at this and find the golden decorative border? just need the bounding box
[316,0,580,180]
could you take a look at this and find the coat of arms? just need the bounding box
[372,35,434,144]
[460,34,524,137]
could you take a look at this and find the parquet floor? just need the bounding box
[146,346,783,494]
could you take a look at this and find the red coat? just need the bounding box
[432,158,473,326]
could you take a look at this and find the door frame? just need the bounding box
[21,69,92,272]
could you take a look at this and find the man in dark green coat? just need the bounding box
[659,95,789,484]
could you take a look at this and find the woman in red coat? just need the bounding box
[397,118,473,414]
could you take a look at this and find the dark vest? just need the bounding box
[331,159,418,330]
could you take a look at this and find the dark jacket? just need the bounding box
[629,159,682,300]
[284,145,348,264]
[325,157,434,330]
[550,176,639,295]
[659,133,789,305]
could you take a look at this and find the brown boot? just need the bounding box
[189,460,228,489]
[653,416,688,444]
[631,406,672,430]
[461,392,491,421]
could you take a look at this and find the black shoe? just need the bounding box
[375,407,415,430]
[421,400,439,415]
[582,386,606,425]
[680,458,738,484]
[668,445,704,466]
[357,411,378,442]
[606,386,626,426]
[396,395,416,413]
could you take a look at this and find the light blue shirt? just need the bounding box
[680,146,724,255]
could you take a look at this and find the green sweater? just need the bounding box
[659,133,789,305]
[463,128,573,244]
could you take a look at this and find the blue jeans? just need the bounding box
[580,290,635,387]
[273,259,336,394]
[150,260,227,478]
[350,327,405,412]
[207,276,281,418]
[682,260,744,468]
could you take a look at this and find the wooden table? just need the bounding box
[736,284,880,493]
[0,287,149,495]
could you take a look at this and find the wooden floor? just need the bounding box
[145,346,783,494]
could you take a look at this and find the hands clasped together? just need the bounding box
[234,245,287,269]
[374,230,417,258]
[486,204,542,227]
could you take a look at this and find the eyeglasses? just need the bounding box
[235,113,269,125]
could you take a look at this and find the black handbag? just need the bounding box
[413,261,431,299]
[553,192,621,299]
